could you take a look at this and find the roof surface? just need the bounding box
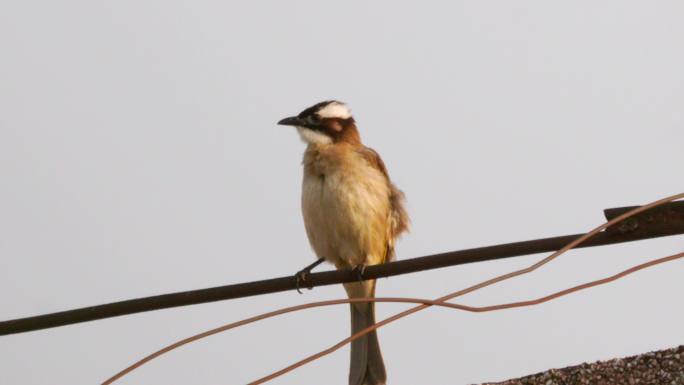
[480,345,684,385]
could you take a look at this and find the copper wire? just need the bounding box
[101,192,684,384]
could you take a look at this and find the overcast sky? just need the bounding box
[1,1,683,384]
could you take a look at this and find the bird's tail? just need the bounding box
[345,280,386,385]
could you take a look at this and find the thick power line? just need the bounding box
[1,202,682,336]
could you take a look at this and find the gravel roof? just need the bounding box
[479,345,684,385]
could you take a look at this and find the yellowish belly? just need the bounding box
[301,168,390,268]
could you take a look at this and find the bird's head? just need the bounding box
[278,100,360,145]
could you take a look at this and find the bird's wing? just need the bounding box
[357,146,410,261]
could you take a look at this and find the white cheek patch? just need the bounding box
[297,126,332,145]
[316,102,351,119]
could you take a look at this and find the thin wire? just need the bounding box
[250,192,684,384]
[102,193,683,384]
[102,252,684,385]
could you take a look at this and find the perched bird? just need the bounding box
[278,100,409,385]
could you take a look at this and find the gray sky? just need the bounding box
[1,1,683,384]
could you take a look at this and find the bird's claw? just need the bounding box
[293,258,325,294]
[294,269,314,294]
[352,264,367,283]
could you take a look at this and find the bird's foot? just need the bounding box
[294,269,314,294]
[352,264,367,283]
[294,258,325,294]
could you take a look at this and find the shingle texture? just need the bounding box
[479,345,684,385]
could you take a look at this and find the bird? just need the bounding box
[278,100,409,385]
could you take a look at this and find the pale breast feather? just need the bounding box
[301,146,393,267]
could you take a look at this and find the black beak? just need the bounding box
[277,116,304,126]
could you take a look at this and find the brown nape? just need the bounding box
[323,118,362,145]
